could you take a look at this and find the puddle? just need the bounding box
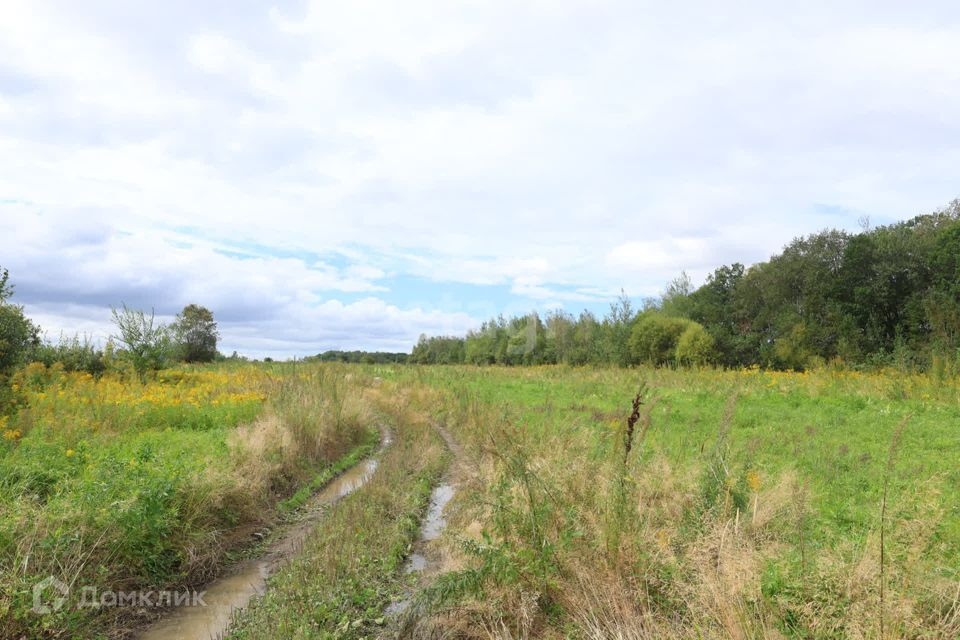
[384,481,456,616]
[138,564,268,640]
[139,434,389,640]
[420,484,454,542]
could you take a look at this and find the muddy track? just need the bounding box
[137,427,393,640]
[383,420,462,626]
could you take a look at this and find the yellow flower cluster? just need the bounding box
[2,415,20,441]
[692,363,960,402]
[6,365,273,439]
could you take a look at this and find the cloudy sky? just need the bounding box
[2,1,959,358]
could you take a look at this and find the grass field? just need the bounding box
[386,365,960,638]
[0,363,373,638]
[1,362,958,638]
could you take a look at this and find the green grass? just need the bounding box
[400,365,960,568]
[226,396,449,639]
[278,427,380,513]
[4,361,957,638]
[0,363,372,639]
[374,364,960,637]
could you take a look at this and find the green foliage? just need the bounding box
[414,198,960,372]
[421,427,568,618]
[32,334,106,376]
[398,364,960,636]
[171,303,219,363]
[410,334,466,364]
[110,305,171,380]
[226,403,447,640]
[772,322,812,370]
[660,271,694,317]
[308,350,408,364]
[0,268,41,414]
[0,268,11,302]
[603,290,637,367]
[0,268,40,380]
[674,321,716,365]
[0,363,372,638]
[464,312,581,366]
[628,313,690,365]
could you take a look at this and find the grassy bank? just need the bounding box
[381,364,960,638]
[226,383,449,639]
[0,363,372,638]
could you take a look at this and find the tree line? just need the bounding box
[411,199,960,372]
[1,269,222,400]
[305,350,409,364]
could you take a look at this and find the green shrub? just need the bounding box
[33,335,106,376]
[629,313,689,365]
[675,322,716,365]
[630,314,715,366]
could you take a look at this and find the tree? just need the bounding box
[33,334,106,376]
[544,310,575,364]
[688,263,749,366]
[605,290,636,367]
[465,319,502,364]
[410,334,465,364]
[661,271,694,317]
[0,268,12,302]
[111,305,170,381]
[0,268,40,378]
[675,322,716,365]
[403,196,960,370]
[172,304,219,363]
[569,311,600,365]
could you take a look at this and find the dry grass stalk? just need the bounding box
[880,413,911,639]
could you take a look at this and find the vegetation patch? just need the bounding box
[0,363,371,639]
[226,386,448,639]
[393,364,960,638]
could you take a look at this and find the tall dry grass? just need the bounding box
[0,362,374,639]
[397,377,960,639]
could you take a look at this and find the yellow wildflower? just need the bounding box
[746,470,761,492]
[655,529,670,550]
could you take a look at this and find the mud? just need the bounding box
[385,423,460,617]
[138,430,391,640]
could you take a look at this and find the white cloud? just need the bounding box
[186,33,237,74]
[2,1,960,354]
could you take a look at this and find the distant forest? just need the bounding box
[306,350,408,364]
[411,199,960,371]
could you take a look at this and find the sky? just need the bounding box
[2,1,959,358]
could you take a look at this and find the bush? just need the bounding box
[33,335,106,377]
[629,313,689,365]
[111,306,172,381]
[0,269,40,379]
[675,322,716,365]
[772,322,812,371]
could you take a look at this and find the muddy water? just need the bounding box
[385,481,456,616]
[139,435,389,640]
[404,483,455,573]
